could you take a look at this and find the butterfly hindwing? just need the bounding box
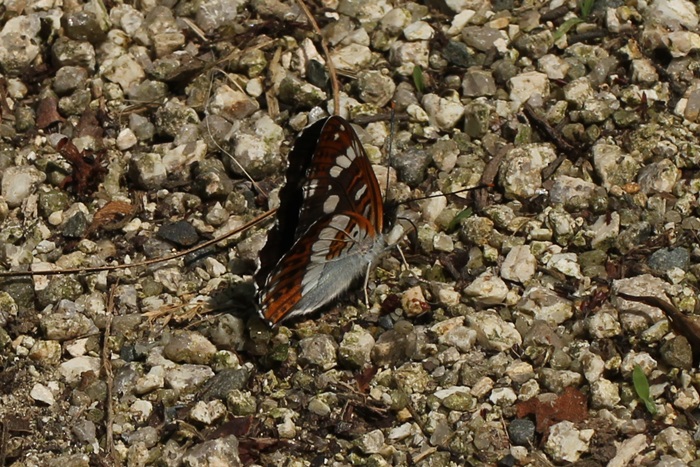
[260,211,381,325]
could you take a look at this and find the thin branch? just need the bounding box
[0,209,276,277]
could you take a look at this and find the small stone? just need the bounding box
[59,356,101,383]
[437,287,461,307]
[607,434,648,467]
[207,84,259,121]
[116,128,137,150]
[101,54,145,92]
[638,159,680,194]
[134,365,165,395]
[130,400,153,422]
[401,286,429,317]
[393,147,430,187]
[660,335,693,370]
[330,44,373,73]
[299,335,338,370]
[30,383,55,405]
[461,26,504,52]
[591,143,640,190]
[673,386,700,411]
[508,418,536,446]
[393,362,432,394]
[648,247,690,275]
[646,0,698,30]
[357,70,396,107]
[620,351,657,378]
[668,31,700,57]
[443,40,473,68]
[653,427,694,463]
[464,271,508,305]
[581,351,605,383]
[338,325,375,368]
[403,21,434,41]
[549,175,599,210]
[490,387,517,406]
[308,396,332,417]
[508,71,549,108]
[433,232,454,252]
[538,54,569,80]
[587,311,622,339]
[462,68,496,97]
[501,245,536,283]
[129,113,155,141]
[590,378,621,409]
[1,165,46,208]
[513,29,553,59]
[389,41,429,75]
[192,158,235,199]
[468,310,522,351]
[164,365,215,392]
[189,400,227,425]
[439,325,476,352]
[157,220,199,247]
[155,99,200,138]
[371,328,413,367]
[28,340,62,365]
[518,286,574,325]
[546,253,582,279]
[356,429,385,454]
[422,93,465,131]
[72,419,97,446]
[41,305,98,341]
[226,389,257,416]
[589,212,620,250]
[181,436,240,467]
[544,421,594,463]
[129,152,167,190]
[563,77,594,108]
[164,331,217,365]
[505,361,535,384]
[499,144,557,199]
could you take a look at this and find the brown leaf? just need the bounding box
[75,108,103,139]
[57,138,107,198]
[36,95,65,129]
[356,366,377,394]
[516,386,589,434]
[208,416,253,439]
[86,201,136,237]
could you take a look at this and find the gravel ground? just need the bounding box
[1,0,700,465]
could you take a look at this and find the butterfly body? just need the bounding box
[255,116,387,326]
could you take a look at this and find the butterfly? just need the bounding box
[255,116,388,327]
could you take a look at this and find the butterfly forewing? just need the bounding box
[256,116,387,326]
[297,117,384,236]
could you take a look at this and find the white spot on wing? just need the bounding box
[336,155,352,168]
[330,165,342,178]
[354,184,367,201]
[323,194,339,213]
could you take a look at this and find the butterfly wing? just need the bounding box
[296,116,384,236]
[260,211,385,326]
[256,116,386,326]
